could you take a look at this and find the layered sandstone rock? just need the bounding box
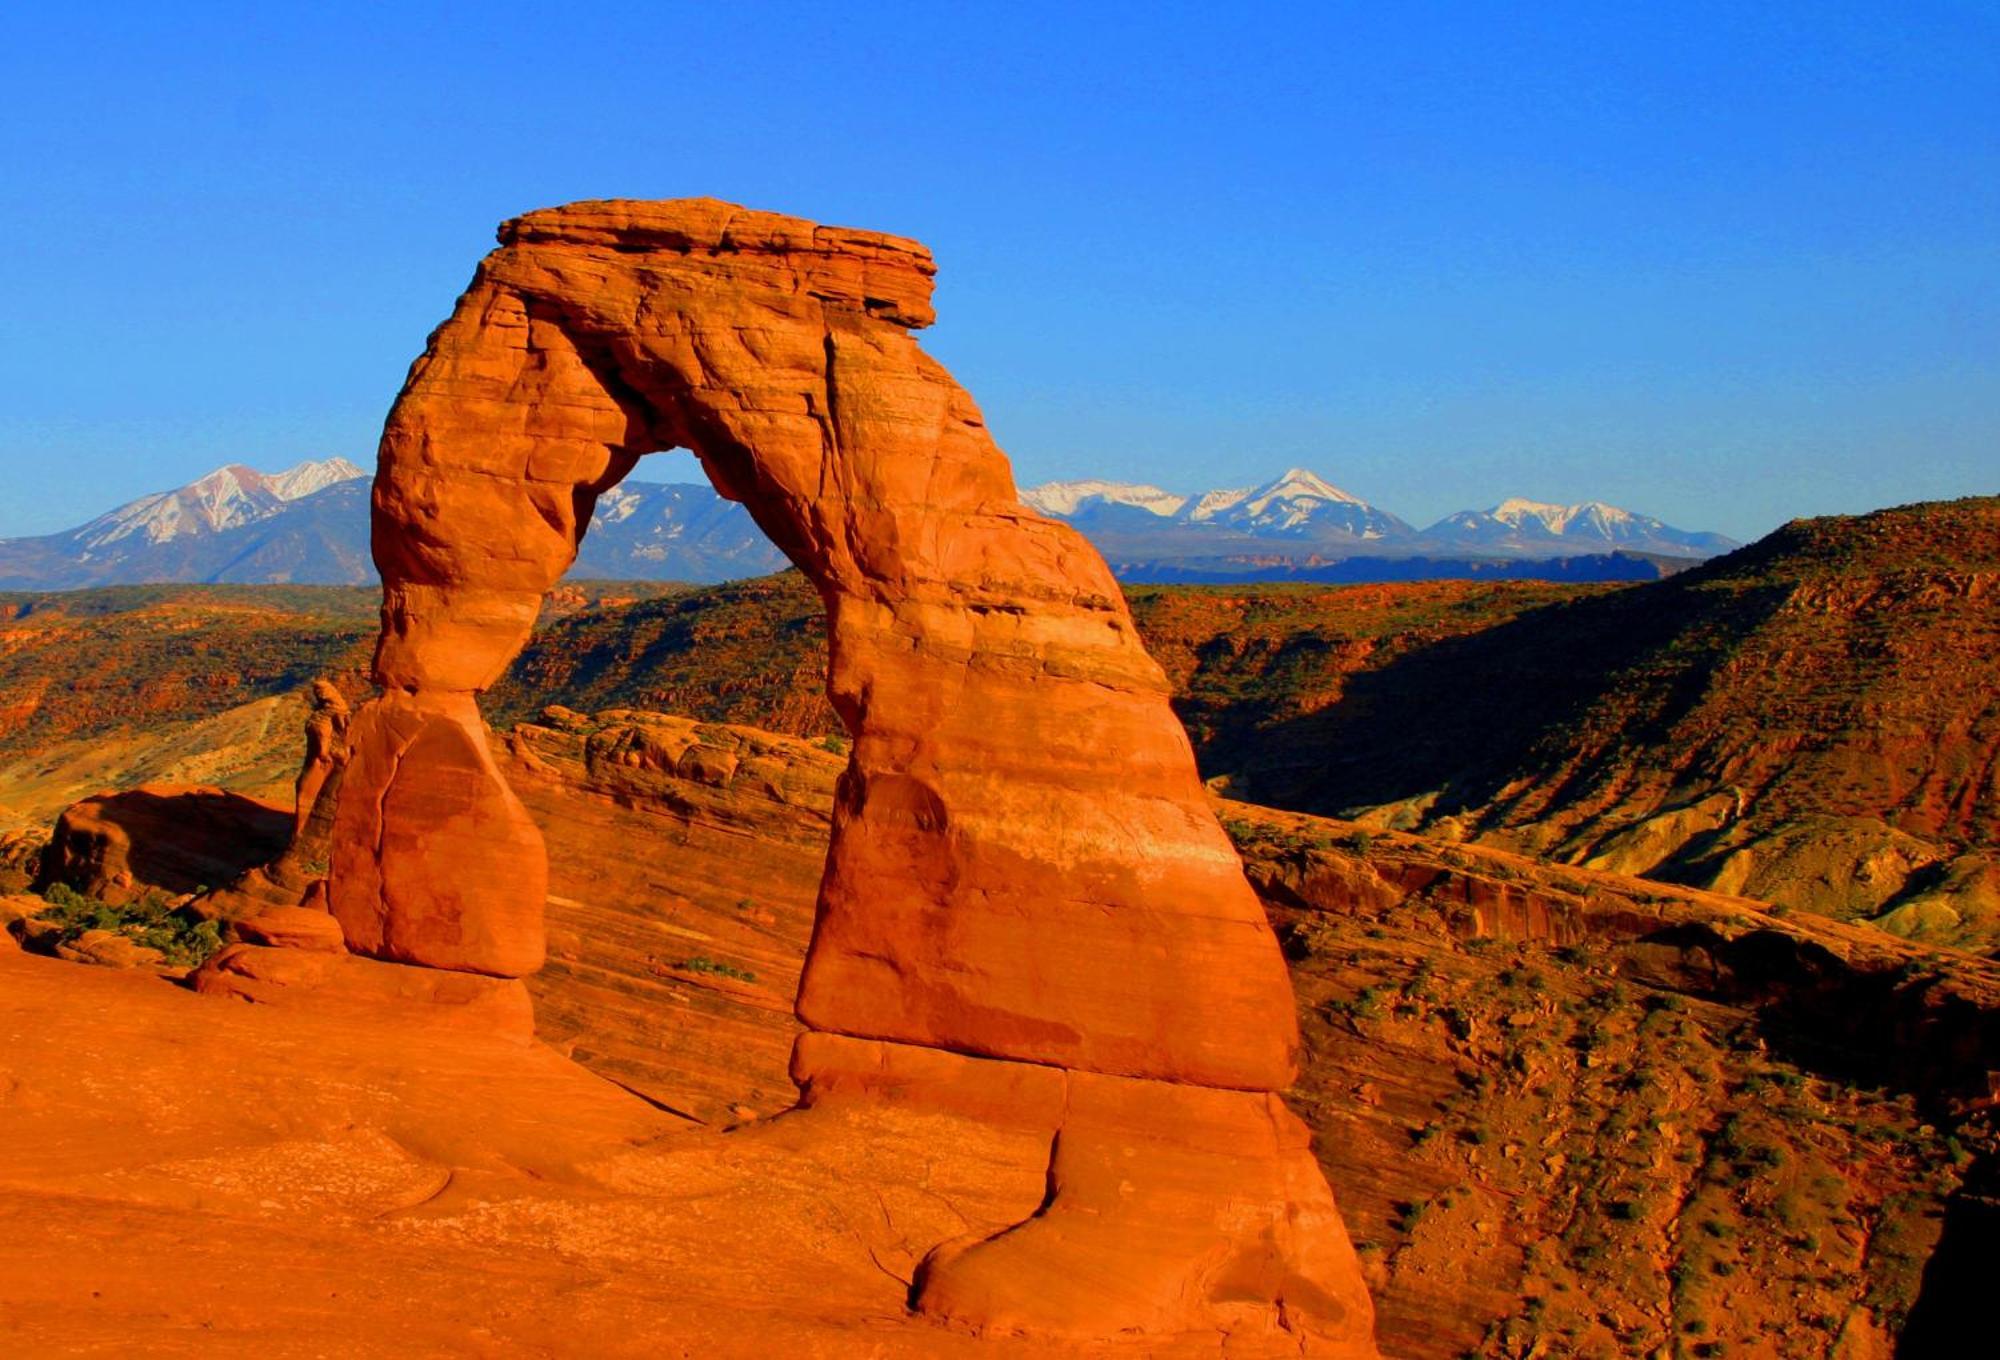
[501,710,839,1123]
[315,197,1375,1349]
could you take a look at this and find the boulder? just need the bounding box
[39,785,291,906]
[54,928,167,970]
[236,905,346,953]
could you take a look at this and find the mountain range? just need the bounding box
[0,459,790,590]
[1022,468,1736,562]
[0,461,376,590]
[0,459,1736,589]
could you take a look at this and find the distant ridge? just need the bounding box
[0,459,374,590]
[1019,466,1737,579]
[0,459,791,590]
[1022,467,1413,542]
[75,458,365,550]
[1422,497,1737,558]
[0,458,1735,589]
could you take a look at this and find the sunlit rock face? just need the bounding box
[321,198,1377,1350]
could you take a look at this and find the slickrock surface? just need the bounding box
[0,946,1128,1358]
[302,197,1376,1346]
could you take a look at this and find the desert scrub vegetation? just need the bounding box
[677,955,758,983]
[23,882,224,967]
[1284,912,1969,1360]
[1219,814,1342,859]
[0,586,380,757]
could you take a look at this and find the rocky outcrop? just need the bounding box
[0,830,42,894]
[38,784,291,905]
[280,198,1379,1349]
[1216,799,2000,1358]
[197,678,354,920]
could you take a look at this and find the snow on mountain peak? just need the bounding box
[1492,496,1564,521]
[1237,467,1365,519]
[268,457,367,501]
[593,486,645,526]
[76,458,370,550]
[1020,479,1188,518]
[1015,468,1730,559]
[1268,467,1364,504]
[1183,486,1255,522]
[1490,498,1641,536]
[1026,466,1406,538]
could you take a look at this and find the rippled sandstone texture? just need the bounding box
[306,198,1375,1348]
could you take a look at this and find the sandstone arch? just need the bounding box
[324,199,1377,1350]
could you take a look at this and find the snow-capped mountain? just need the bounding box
[574,483,788,580]
[1023,468,1415,543]
[72,458,366,552]
[1182,468,1414,540]
[0,458,374,589]
[1019,480,1189,519]
[0,458,1735,591]
[1424,498,1738,558]
[1016,467,1735,579]
[265,458,367,504]
[0,459,787,589]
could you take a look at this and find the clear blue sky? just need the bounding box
[2,1,1994,541]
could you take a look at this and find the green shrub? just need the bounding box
[678,955,758,983]
[34,882,224,967]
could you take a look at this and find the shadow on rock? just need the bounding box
[36,784,292,904]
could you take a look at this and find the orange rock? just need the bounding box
[193,942,534,1038]
[315,197,1374,1349]
[54,928,167,970]
[40,784,291,906]
[292,678,350,841]
[235,904,346,952]
[799,1033,1376,1348]
[0,893,44,932]
[199,678,357,921]
[331,693,545,976]
[503,711,837,1124]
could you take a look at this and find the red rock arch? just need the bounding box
[326,199,1376,1349]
